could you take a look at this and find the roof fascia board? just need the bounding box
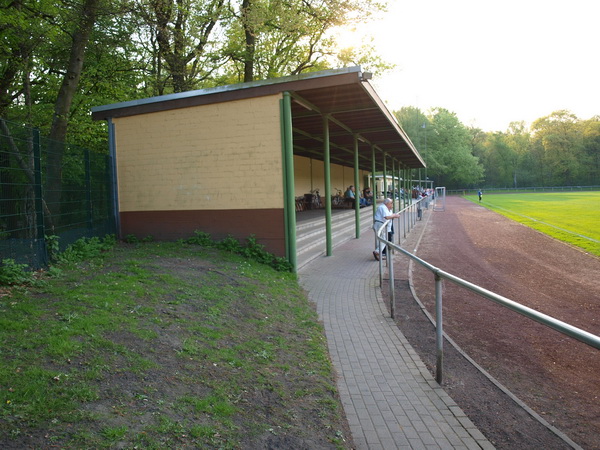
[359,80,426,168]
[92,67,363,120]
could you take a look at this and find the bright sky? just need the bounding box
[354,0,599,132]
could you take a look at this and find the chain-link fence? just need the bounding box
[0,118,115,269]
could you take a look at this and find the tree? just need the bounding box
[425,108,484,189]
[531,110,584,186]
[482,132,517,188]
[504,121,531,188]
[394,106,430,154]
[580,116,600,185]
[395,107,484,188]
[135,0,228,94]
[42,0,102,225]
[0,0,61,119]
[467,126,487,181]
[224,0,386,82]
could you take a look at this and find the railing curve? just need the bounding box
[375,201,600,384]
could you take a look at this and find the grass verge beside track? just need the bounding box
[465,192,600,257]
[0,242,351,449]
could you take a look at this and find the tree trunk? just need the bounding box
[242,0,255,82]
[46,0,99,224]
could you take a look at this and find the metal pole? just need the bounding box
[408,194,413,233]
[391,159,395,210]
[403,166,407,239]
[353,135,360,238]
[395,161,400,212]
[84,149,93,231]
[435,273,444,384]
[389,243,395,319]
[382,153,387,199]
[281,93,297,269]
[323,116,332,256]
[107,119,121,238]
[378,229,383,287]
[371,145,376,216]
[32,128,47,266]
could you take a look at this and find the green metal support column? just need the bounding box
[397,165,400,207]
[107,119,120,237]
[353,134,360,238]
[404,166,409,208]
[402,164,407,238]
[396,162,401,211]
[371,145,377,216]
[323,115,332,256]
[382,153,387,199]
[281,93,297,270]
[396,161,402,210]
[391,159,396,211]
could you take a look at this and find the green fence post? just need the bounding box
[84,149,93,231]
[32,128,47,265]
[105,155,114,235]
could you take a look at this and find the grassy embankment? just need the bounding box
[465,191,600,257]
[0,240,350,449]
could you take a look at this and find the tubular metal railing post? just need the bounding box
[378,232,383,287]
[377,197,600,387]
[392,241,600,352]
[389,229,396,319]
[435,273,443,384]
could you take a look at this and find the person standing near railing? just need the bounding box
[372,198,400,261]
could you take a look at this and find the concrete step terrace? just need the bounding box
[296,207,374,270]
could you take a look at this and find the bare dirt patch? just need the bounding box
[389,196,600,449]
[0,247,353,449]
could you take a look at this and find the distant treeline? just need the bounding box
[395,107,599,190]
[446,186,600,195]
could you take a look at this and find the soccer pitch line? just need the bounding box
[484,202,600,244]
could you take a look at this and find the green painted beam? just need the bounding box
[354,134,360,238]
[323,116,333,256]
[281,93,297,271]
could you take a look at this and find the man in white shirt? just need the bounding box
[372,198,400,261]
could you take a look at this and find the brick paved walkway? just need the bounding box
[298,212,493,449]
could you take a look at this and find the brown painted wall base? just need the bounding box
[120,209,286,256]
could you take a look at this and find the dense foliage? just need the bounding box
[1,0,384,152]
[395,107,600,190]
[1,0,597,190]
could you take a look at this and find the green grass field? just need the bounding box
[465,192,600,257]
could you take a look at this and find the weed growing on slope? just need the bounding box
[0,241,351,449]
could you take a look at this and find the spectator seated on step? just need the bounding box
[363,187,373,205]
[344,185,356,208]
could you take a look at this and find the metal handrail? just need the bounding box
[375,202,600,383]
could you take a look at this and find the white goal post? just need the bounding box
[434,187,446,211]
